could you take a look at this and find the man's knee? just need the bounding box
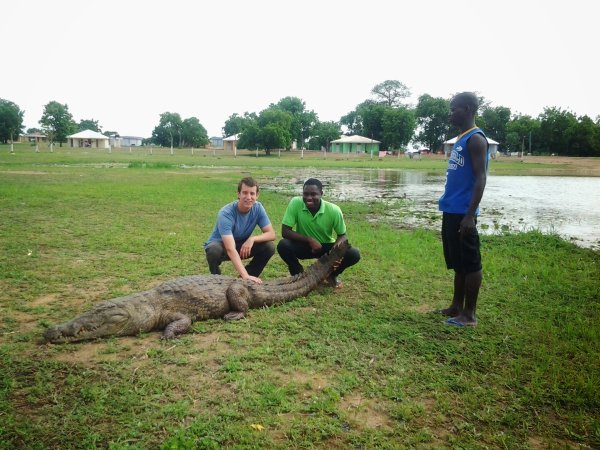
[205,243,225,263]
[345,247,361,267]
[277,238,294,256]
[257,240,275,257]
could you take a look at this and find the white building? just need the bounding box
[443,136,499,159]
[223,134,239,153]
[67,130,110,149]
[120,136,144,146]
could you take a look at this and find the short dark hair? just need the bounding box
[452,92,479,113]
[238,177,259,193]
[303,178,323,192]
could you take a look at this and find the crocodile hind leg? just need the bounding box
[224,282,251,320]
[161,313,193,339]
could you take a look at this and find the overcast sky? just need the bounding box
[3,0,598,138]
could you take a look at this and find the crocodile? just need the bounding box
[43,241,349,343]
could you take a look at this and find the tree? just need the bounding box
[182,117,209,148]
[568,115,600,157]
[381,107,416,150]
[342,99,415,149]
[222,112,256,137]
[273,97,317,148]
[39,101,76,146]
[237,107,293,155]
[340,109,364,136]
[308,121,341,151]
[78,119,102,132]
[538,107,578,155]
[480,106,511,152]
[151,112,183,148]
[415,94,450,153]
[0,99,24,144]
[506,115,541,153]
[371,80,411,107]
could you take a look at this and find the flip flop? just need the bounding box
[445,318,465,327]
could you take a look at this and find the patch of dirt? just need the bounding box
[29,294,59,308]
[514,156,600,176]
[339,394,393,430]
[0,170,49,175]
[528,435,589,449]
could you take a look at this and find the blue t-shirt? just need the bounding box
[439,128,489,215]
[204,201,271,248]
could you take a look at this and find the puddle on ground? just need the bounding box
[262,169,600,250]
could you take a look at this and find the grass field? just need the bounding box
[1,144,599,449]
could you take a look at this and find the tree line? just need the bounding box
[2,82,599,156]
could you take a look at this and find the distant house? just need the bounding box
[67,130,109,149]
[443,135,499,159]
[107,134,121,148]
[223,134,239,153]
[209,136,224,148]
[120,136,143,147]
[330,135,380,154]
[20,133,47,143]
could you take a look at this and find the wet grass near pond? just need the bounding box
[1,151,599,448]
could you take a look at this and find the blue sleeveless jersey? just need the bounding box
[439,128,489,215]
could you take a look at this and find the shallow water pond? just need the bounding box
[262,169,600,250]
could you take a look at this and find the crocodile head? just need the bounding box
[43,300,141,343]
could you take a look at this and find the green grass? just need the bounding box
[1,146,598,449]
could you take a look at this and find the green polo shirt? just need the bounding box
[281,196,346,244]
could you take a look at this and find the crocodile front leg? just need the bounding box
[161,313,193,339]
[224,282,251,321]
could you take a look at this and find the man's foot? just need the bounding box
[435,307,461,316]
[445,315,477,327]
[326,275,343,289]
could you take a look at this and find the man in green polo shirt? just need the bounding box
[277,178,361,288]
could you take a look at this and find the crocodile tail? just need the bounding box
[256,240,350,305]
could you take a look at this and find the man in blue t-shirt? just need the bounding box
[438,92,489,327]
[204,177,275,284]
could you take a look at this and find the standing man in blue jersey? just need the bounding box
[438,92,489,326]
[204,177,275,284]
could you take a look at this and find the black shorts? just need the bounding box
[442,212,482,273]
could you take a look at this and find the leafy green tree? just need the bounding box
[78,119,101,132]
[371,80,411,107]
[39,101,76,146]
[480,106,511,152]
[152,112,183,148]
[342,99,414,149]
[569,115,600,157]
[237,107,293,155]
[273,97,317,148]
[381,107,416,150]
[27,127,42,134]
[222,112,256,137]
[308,121,341,151]
[506,115,541,153]
[0,98,24,144]
[415,94,450,152]
[182,117,209,148]
[340,109,364,136]
[538,107,578,155]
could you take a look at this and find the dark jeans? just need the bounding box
[205,240,275,277]
[277,238,361,276]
